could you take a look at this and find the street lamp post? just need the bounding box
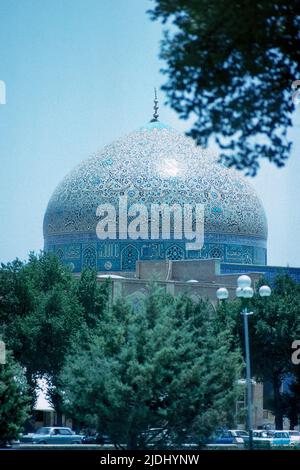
[216,276,271,450]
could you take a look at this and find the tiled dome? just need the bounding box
[43,122,267,272]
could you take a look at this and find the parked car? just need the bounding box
[267,430,291,447]
[209,429,248,447]
[31,427,82,444]
[82,433,111,445]
[288,431,300,447]
[19,433,35,443]
[244,430,271,449]
[244,430,291,449]
[252,430,269,439]
[229,430,249,442]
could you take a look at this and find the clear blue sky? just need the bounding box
[0,0,299,267]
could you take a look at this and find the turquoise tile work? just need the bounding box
[44,122,267,272]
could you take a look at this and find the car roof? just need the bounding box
[51,427,71,429]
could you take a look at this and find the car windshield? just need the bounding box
[277,432,289,438]
[36,427,51,435]
[290,431,300,436]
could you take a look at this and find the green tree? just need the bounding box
[250,276,300,429]
[0,253,85,423]
[0,257,39,407]
[34,283,84,423]
[281,376,300,430]
[61,286,242,449]
[0,351,30,446]
[77,268,110,328]
[216,275,300,429]
[149,0,300,175]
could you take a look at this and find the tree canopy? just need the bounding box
[61,286,242,449]
[0,351,30,446]
[2,251,300,439]
[149,0,300,175]
[216,275,300,429]
[250,276,300,429]
[0,253,110,422]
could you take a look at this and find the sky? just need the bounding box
[0,0,299,268]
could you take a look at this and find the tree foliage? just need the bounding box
[2,251,300,436]
[149,0,300,175]
[0,254,110,421]
[250,276,300,429]
[61,286,242,449]
[0,351,30,446]
[216,275,300,429]
[77,268,110,328]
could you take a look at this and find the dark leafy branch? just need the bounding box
[149,0,300,175]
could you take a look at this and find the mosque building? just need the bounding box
[43,97,300,301]
[41,97,300,430]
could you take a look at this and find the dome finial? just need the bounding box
[150,87,159,122]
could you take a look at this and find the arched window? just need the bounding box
[83,246,97,269]
[121,245,139,271]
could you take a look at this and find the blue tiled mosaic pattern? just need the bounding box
[44,123,268,272]
[221,263,300,284]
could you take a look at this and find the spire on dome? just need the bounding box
[150,88,159,122]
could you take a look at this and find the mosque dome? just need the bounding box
[43,121,267,272]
